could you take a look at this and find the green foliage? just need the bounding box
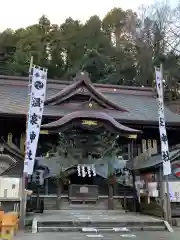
[0,3,180,88]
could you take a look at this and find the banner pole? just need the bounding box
[19,56,34,229]
[160,64,172,225]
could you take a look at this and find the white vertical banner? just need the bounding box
[155,67,171,176]
[24,67,48,175]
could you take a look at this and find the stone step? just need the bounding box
[36,221,166,232]
[37,219,165,227]
[60,202,109,210]
[37,226,131,233]
[44,198,57,210]
[45,198,123,210]
[42,195,128,210]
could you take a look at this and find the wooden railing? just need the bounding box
[133,150,152,169]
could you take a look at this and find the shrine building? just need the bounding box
[0,72,180,210]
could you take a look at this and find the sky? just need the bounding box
[0,0,176,31]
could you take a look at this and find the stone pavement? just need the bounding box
[34,210,162,223]
[14,231,180,240]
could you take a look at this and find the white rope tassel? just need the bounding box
[77,165,81,176]
[92,164,96,176]
[87,165,91,177]
[82,165,86,177]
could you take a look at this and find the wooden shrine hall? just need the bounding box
[0,72,180,210]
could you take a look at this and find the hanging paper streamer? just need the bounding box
[155,67,171,176]
[24,67,48,175]
[77,165,81,176]
[77,164,96,177]
[92,164,96,176]
[87,165,91,177]
[82,165,86,178]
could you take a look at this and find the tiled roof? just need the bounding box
[0,139,24,176]
[0,76,180,124]
[131,148,180,170]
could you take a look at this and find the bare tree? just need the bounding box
[167,2,180,54]
[126,1,178,86]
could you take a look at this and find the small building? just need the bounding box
[130,147,180,217]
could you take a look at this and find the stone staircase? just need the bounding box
[32,210,168,233]
[44,196,123,210]
[60,198,123,210]
[36,220,167,232]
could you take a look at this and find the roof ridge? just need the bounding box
[0,75,153,92]
[45,73,128,111]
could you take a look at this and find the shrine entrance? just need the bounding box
[40,111,140,209]
[69,170,94,185]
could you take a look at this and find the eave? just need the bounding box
[41,110,141,136]
[0,112,180,129]
[0,137,24,160]
[0,138,24,175]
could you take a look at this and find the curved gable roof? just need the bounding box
[45,72,128,112]
[41,110,140,134]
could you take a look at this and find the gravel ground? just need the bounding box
[14,230,180,240]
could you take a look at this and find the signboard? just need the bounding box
[148,182,159,197]
[82,120,98,126]
[24,67,47,175]
[155,67,171,176]
[0,177,20,199]
[80,186,88,193]
[169,182,180,202]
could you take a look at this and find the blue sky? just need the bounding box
[0,0,176,31]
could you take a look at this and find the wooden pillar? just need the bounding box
[147,139,151,154]
[144,175,150,204]
[152,139,157,154]
[142,139,146,153]
[108,183,114,209]
[45,179,48,195]
[159,166,167,220]
[159,166,164,217]
[20,133,25,154]
[7,133,13,146]
[129,140,137,212]
[56,178,62,209]
[159,166,172,224]
[137,144,141,156]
